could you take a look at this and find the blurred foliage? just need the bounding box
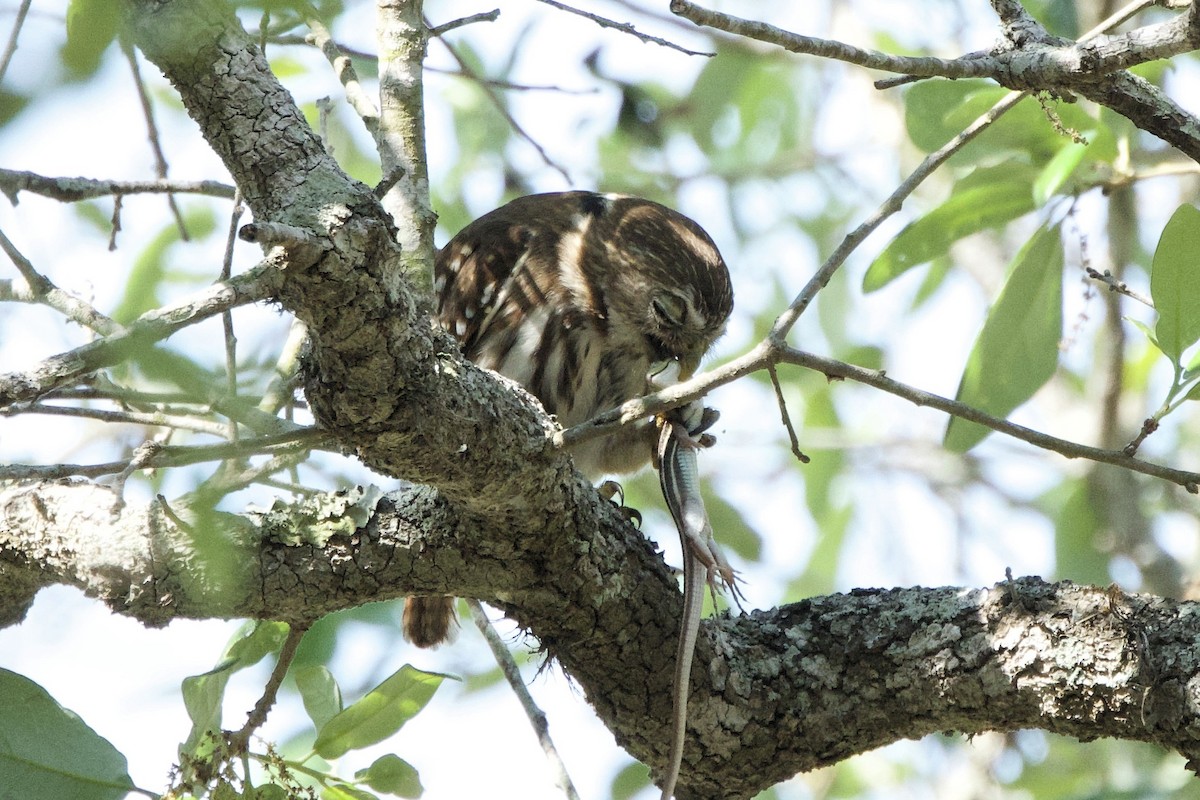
[4,0,1200,798]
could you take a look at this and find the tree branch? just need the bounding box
[670,0,1200,163]
[0,260,282,409]
[0,168,235,204]
[4,480,1200,798]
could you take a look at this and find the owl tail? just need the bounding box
[403,596,457,647]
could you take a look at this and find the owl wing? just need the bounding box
[434,195,591,363]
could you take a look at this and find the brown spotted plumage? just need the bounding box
[403,191,733,648]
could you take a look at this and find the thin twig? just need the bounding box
[197,448,317,498]
[425,66,599,94]
[110,440,164,511]
[0,261,282,408]
[466,600,582,800]
[435,38,572,184]
[5,402,232,436]
[769,91,1027,342]
[428,9,500,37]
[1085,267,1154,307]
[777,347,1200,493]
[258,318,308,416]
[767,364,809,464]
[107,194,123,251]
[671,0,1199,82]
[0,0,32,82]
[536,0,713,57]
[556,337,1200,493]
[220,191,245,442]
[229,624,308,753]
[122,38,190,241]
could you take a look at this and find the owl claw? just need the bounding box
[598,479,642,527]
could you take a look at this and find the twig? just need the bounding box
[424,66,599,94]
[304,10,381,139]
[194,448,316,498]
[229,624,308,753]
[777,347,1200,493]
[3,402,232,436]
[671,0,1200,83]
[1123,417,1160,456]
[258,318,308,416]
[466,600,582,800]
[557,337,1200,493]
[376,2,438,281]
[1085,267,1154,307]
[220,191,245,442]
[110,440,164,511]
[767,364,809,464]
[0,0,32,82]
[671,1,995,78]
[770,90,1027,341]
[428,9,500,37]
[122,38,190,241]
[435,37,572,184]
[107,194,123,251]
[0,169,235,205]
[0,227,123,336]
[536,0,713,57]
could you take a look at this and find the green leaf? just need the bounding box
[945,224,1064,451]
[1041,480,1110,585]
[313,665,450,760]
[111,210,216,325]
[296,665,343,732]
[63,0,120,77]
[1032,137,1089,205]
[610,760,651,800]
[356,754,423,798]
[1151,204,1200,362]
[1127,317,1161,353]
[0,669,135,800]
[323,784,379,800]
[904,80,1099,165]
[864,170,1036,292]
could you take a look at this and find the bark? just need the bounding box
[5,481,1200,798]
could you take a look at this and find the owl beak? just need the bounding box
[678,353,701,381]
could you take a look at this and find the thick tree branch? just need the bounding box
[125,0,573,512]
[4,480,1200,798]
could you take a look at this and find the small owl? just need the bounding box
[405,191,733,646]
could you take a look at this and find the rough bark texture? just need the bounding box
[4,1,1200,798]
[5,480,1200,798]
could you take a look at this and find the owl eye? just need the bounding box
[650,293,688,328]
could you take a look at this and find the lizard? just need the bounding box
[655,408,742,799]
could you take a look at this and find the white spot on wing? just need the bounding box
[558,218,596,314]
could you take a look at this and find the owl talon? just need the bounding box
[599,479,642,527]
